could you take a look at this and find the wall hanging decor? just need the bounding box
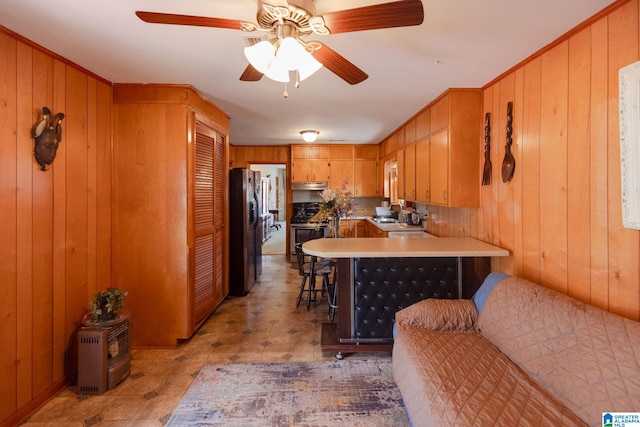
[482,112,491,185]
[619,60,640,229]
[31,106,64,171]
[501,101,515,183]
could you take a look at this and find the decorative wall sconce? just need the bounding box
[31,106,64,171]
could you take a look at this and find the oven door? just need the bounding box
[290,224,328,262]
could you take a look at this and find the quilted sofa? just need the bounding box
[392,274,640,426]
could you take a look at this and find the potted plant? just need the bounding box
[84,287,128,326]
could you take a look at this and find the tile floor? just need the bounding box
[22,255,390,426]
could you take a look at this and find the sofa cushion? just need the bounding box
[392,324,586,426]
[479,276,640,425]
[395,298,479,332]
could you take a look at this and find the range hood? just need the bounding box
[291,181,328,191]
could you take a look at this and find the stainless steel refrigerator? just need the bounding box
[229,168,263,296]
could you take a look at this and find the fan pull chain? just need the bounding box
[295,70,300,89]
[283,82,288,98]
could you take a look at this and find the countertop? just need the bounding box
[302,237,510,258]
[345,216,423,232]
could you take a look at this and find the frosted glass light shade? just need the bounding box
[297,53,322,81]
[244,41,275,74]
[244,37,322,84]
[300,130,319,143]
[264,58,291,83]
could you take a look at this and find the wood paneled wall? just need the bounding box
[0,28,112,425]
[424,0,640,320]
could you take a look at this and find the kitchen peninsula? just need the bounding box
[303,237,509,357]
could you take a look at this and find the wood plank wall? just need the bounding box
[424,0,640,321]
[0,28,112,425]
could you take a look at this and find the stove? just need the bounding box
[290,202,329,262]
[291,202,326,224]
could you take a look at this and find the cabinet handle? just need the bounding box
[443,190,447,202]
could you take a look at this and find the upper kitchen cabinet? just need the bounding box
[329,145,354,191]
[353,145,378,197]
[112,84,230,347]
[403,88,481,207]
[429,89,481,207]
[291,145,330,182]
[415,108,431,141]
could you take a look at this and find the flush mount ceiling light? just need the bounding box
[300,130,319,143]
[135,0,424,85]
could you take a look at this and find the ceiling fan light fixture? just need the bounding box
[244,40,275,74]
[264,59,291,83]
[297,51,322,81]
[300,130,319,143]
[244,36,322,84]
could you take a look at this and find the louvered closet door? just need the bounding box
[194,126,216,323]
[213,135,226,306]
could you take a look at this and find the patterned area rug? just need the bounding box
[167,359,410,426]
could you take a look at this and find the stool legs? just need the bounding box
[296,275,308,308]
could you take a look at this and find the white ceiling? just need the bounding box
[0,0,616,146]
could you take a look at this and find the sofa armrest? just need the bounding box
[395,298,479,333]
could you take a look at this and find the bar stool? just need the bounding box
[295,243,333,311]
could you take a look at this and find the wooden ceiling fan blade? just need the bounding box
[240,64,264,82]
[311,44,368,85]
[319,0,424,34]
[135,11,245,30]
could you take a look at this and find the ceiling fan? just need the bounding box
[135,0,424,85]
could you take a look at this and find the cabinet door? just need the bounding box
[354,159,377,196]
[329,145,353,160]
[330,159,353,190]
[310,159,330,181]
[292,145,310,159]
[415,108,431,141]
[292,159,310,182]
[194,126,216,324]
[354,145,377,159]
[431,95,449,133]
[430,129,449,205]
[213,134,227,306]
[415,140,430,203]
[405,144,416,201]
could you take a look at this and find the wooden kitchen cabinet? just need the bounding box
[404,143,417,201]
[292,145,330,182]
[364,221,387,237]
[429,129,449,205]
[292,158,330,182]
[354,159,378,196]
[340,219,366,237]
[415,140,430,202]
[401,88,481,207]
[310,159,330,182]
[295,144,378,195]
[330,159,353,191]
[112,84,230,347]
[397,147,405,200]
